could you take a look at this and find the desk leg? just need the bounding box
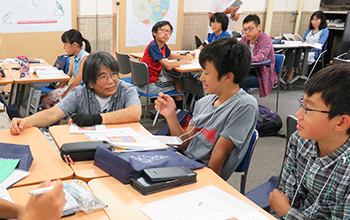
[300,48,311,80]
[8,83,16,105]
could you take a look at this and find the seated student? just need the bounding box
[240,14,277,97]
[154,38,258,180]
[140,20,194,109]
[10,51,141,135]
[285,10,329,86]
[269,64,350,219]
[0,180,65,220]
[41,29,91,109]
[198,12,231,50]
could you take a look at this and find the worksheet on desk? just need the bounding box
[179,62,202,70]
[141,185,262,220]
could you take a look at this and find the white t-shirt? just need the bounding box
[95,94,111,112]
[208,0,242,34]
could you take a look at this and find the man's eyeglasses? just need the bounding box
[158,28,173,34]
[97,72,118,83]
[298,98,334,114]
[242,26,256,34]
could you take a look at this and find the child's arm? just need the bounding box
[268,189,291,217]
[155,93,194,149]
[208,136,236,175]
[61,56,87,99]
[158,53,193,71]
[0,199,25,219]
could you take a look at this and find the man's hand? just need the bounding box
[70,112,102,126]
[269,189,291,217]
[10,118,28,135]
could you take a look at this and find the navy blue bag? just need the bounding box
[0,143,33,171]
[94,146,206,184]
[256,105,282,137]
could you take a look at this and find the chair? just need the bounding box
[245,115,298,209]
[129,58,183,122]
[305,42,328,81]
[194,35,202,48]
[115,52,132,84]
[234,129,259,195]
[247,54,285,113]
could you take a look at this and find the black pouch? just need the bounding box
[60,141,112,163]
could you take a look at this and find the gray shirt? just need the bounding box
[56,80,141,116]
[188,89,258,180]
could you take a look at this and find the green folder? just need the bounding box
[0,158,20,183]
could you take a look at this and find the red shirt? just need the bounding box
[141,40,171,84]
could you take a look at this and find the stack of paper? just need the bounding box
[30,66,69,79]
[84,127,167,151]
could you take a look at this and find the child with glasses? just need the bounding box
[154,38,258,180]
[10,51,142,134]
[269,64,350,219]
[240,14,277,97]
[139,20,194,109]
[198,12,231,50]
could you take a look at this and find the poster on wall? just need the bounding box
[0,0,71,34]
[125,0,179,47]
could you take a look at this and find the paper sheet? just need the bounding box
[69,124,107,134]
[85,127,167,151]
[179,62,202,70]
[0,184,13,202]
[0,158,20,183]
[2,169,30,189]
[141,185,259,220]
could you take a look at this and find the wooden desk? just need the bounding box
[88,167,277,220]
[3,62,69,116]
[0,66,14,85]
[0,127,73,187]
[49,123,151,182]
[8,180,108,220]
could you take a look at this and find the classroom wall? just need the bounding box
[75,0,322,51]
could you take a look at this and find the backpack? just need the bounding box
[256,105,282,137]
[54,54,71,74]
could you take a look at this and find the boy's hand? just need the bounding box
[10,118,28,135]
[224,7,233,14]
[155,92,176,119]
[231,7,239,16]
[183,53,194,62]
[269,189,291,217]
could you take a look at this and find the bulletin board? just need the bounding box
[117,0,184,53]
[0,0,77,65]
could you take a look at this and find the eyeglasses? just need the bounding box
[97,72,118,83]
[242,26,256,34]
[298,98,334,114]
[158,28,173,34]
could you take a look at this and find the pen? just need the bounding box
[67,155,75,165]
[29,186,54,195]
[152,109,160,127]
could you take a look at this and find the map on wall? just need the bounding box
[0,0,71,34]
[126,0,178,47]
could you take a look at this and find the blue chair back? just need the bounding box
[235,129,259,194]
[274,54,285,75]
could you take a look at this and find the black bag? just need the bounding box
[60,141,112,163]
[51,55,71,89]
[256,105,282,137]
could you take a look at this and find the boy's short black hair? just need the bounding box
[151,20,173,36]
[305,64,350,134]
[210,12,229,31]
[83,51,120,87]
[309,10,328,30]
[199,37,251,83]
[242,14,261,26]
